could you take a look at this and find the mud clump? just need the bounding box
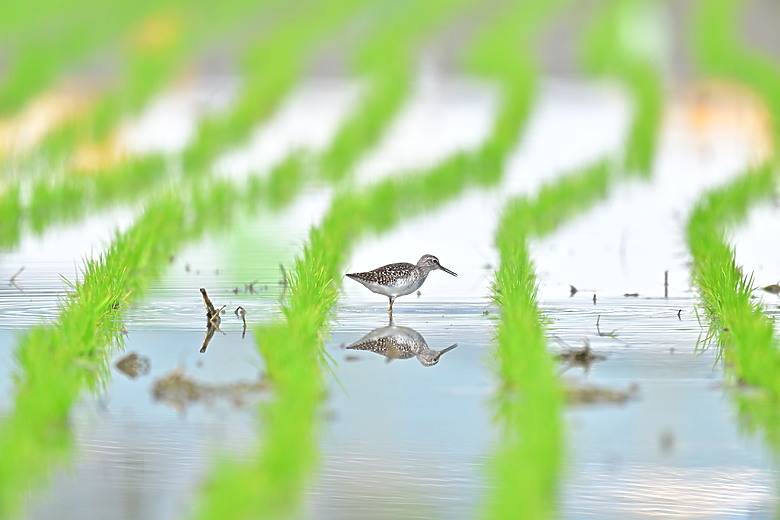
[153,368,268,411]
[565,382,638,405]
[115,352,151,379]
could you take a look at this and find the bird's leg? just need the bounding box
[388,296,395,314]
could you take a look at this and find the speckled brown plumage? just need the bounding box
[345,254,457,313]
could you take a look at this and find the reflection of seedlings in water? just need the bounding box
[596,315,618,337]
[200,288,225,353]
[592,294,597,305]
[235,306,247,338]
[623,292,639,297]
[279,263,289,288]
[152,368,268,411]
[119,326,129,336]
[8,266,24,291]
[677,309,682,320]
[115,352,151,379]
[664,270,669,298]
[557,339,606,371]
[346,321,458,366]
[761,284,780,295]
[569,285,577,297]
[245,280,259,293]
[564,381,638,405]
[482,309,489,316]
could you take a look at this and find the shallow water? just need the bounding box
[7,77,780,520]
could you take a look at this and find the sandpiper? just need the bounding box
[346,254,457,313]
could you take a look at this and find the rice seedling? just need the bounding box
[487,160,614,520]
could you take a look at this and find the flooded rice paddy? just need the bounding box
[3,1,780,518]
[0,74,777,519]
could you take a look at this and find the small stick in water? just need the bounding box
[9,266,24,290]
[664,270,669,299]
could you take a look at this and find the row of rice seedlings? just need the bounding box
[192,2,566,518]
[0,0,164,115]
[687,164,779,380]
[0,0,353,250]
[488,160,613,520]
[320,0,473,182]
[0,193,189,517]
[34,0,283,165]
[0,148,332,516]
[180,0,362,174]
[581,0,663,176]
[689,0,780,456]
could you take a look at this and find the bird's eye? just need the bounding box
[433,258,439,263]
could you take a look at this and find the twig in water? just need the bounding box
[235,306,247,338]
[9,266,24,290]
[664,270,669,298]
[596,315,618,337]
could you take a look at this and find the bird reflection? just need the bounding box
[346,320,458,366]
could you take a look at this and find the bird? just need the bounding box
[346,254,457,314]
[346,321,458,366]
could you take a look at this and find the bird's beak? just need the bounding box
[437,343,458,357]
[434,343,458,363]
[439,264,457,277]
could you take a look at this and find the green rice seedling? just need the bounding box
[581,0,664,176]
[486,160,613,520]
[0,185,22,248]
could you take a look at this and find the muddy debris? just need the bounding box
[565,381,638,405]
[677,309,682,320]
[623,292,639,297]
[570,285,577,297]
[115,352,151,379]
[152,368,268,411]
[558,340,606,367]
[592,293,597,305]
